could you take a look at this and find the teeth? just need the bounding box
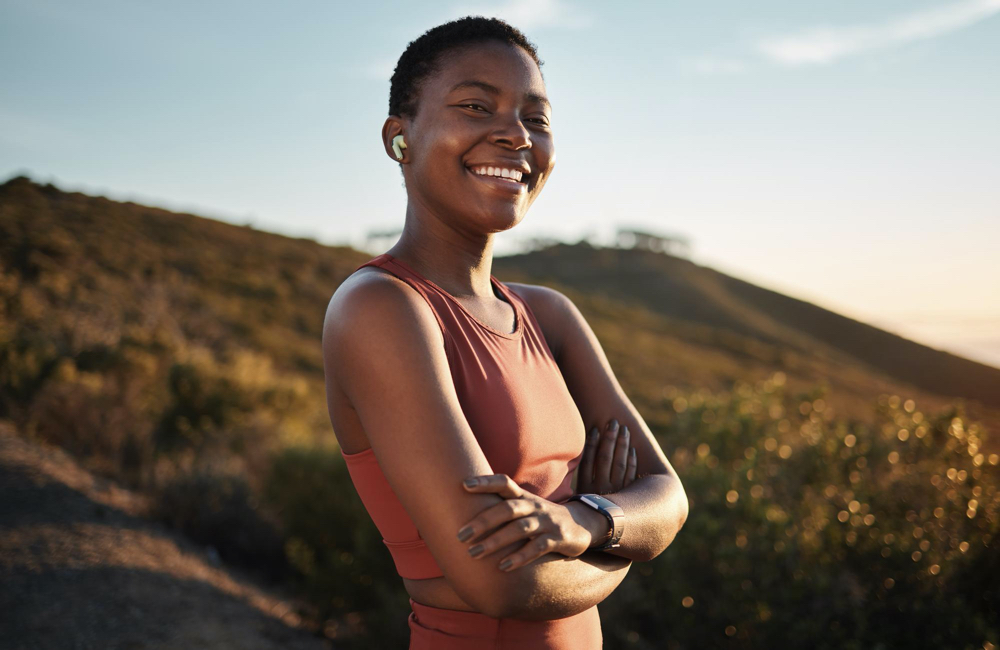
[471,166,524,182]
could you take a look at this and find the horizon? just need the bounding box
[5,170,998,372]
[2,0,998,368]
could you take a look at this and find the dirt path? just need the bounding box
[0,424,333,650]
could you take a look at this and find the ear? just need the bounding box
[382,116,408,163]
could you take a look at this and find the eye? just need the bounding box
[527,117,550,126]
[461,104,488,112]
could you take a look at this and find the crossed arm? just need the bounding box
[510,283,689,558]
[478,284,690,619]
[497,471,687,620]
[325,273,688,620]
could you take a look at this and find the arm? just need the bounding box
[567,473,689,562]
[510,284,691,563]
[323,272,629,619]
[503,546,632,621]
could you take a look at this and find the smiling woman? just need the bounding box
[382,28,555,230]
[322,15,688,650]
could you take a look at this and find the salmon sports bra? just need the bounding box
[339,253,587,580]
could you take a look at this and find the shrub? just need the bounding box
[151,467,288,581]
[262,445,411,646]
[599,378,999,649]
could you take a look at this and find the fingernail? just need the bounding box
[499,559,513,570]
[458,527,474,542]
[608,419,619,431]
[623,426,629,437]
[468,544,484,557]
[463,478,478,488]
[588,427,599,441]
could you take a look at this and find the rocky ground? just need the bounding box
[0,424,334,650]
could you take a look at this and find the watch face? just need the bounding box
[576,494,624,547]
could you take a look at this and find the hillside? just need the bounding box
[2,174,998,647]
[0,422,332,649]
[495,244,1000,409]
[2,174,998,441]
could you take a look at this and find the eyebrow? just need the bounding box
[448,79,551,110]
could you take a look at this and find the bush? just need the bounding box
[262,445,411,646]
[151,467,288,581]
[598,377,999,649]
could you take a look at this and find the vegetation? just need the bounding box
[601,379,998,649]
[1,175,996,647]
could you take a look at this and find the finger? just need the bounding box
[594,419,620,493]
[498,533,559,572]
[609,425,630,489]
[466,514,544,560]
[577,427,600,492]
[624,446,638,488]
[463,473,523,499]
[457,497,537,543]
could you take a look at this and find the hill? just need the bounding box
[2,174,998,647]
[495,244,1000,409]
[2,173,996,440]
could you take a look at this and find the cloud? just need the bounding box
[756,0,1000,66]
[358,0,590,81]
[448,0,592,31]
[677,56,748,76]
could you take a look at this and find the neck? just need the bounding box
[388,213,498,300]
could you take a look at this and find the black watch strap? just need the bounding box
[566,493,625,550]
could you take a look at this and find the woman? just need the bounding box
[322,16,689,649]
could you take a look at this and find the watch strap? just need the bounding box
[566,493,624,551]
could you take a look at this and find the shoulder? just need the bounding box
[504,281,572,314]
[323,267,446,385]
[504,282,578,359]
[326,266,440,332]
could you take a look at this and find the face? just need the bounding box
[392,41,555,232]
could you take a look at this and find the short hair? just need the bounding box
[388,15,543,120]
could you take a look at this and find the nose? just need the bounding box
[488,113,532,150]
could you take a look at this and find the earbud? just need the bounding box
[391,134,407,161]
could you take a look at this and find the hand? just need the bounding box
[456,474,592,572]
[576,418,637,495]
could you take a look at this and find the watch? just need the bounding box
[566,493,625,551]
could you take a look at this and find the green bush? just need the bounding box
[262,445,412,647]
[598,378,999,649]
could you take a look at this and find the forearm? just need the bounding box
[501,548,632,620]
[501,473,687,619]
[574,472,690,563]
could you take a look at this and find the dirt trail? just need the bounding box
[0,424,333,650]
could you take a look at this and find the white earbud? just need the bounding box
[392,134,407,161]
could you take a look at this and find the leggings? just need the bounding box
[407,597,603,649]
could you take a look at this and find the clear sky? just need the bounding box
[2,0,998,367]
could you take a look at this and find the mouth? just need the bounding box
[465,166,529,194]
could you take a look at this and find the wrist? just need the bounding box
[565,500,613,549]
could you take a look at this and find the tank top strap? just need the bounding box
[354,253,525,340]
[353,253,451,336]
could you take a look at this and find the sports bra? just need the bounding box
[339,253,587,579]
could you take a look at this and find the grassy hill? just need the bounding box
[1,174,997,648]
[496,243,1000,409]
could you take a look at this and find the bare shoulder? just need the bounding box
[324,266,442,342]
[504,282,575,360]
[323,267,445,397]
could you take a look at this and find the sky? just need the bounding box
[2,0,998,368]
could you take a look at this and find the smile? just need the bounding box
[466,166,528,193]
